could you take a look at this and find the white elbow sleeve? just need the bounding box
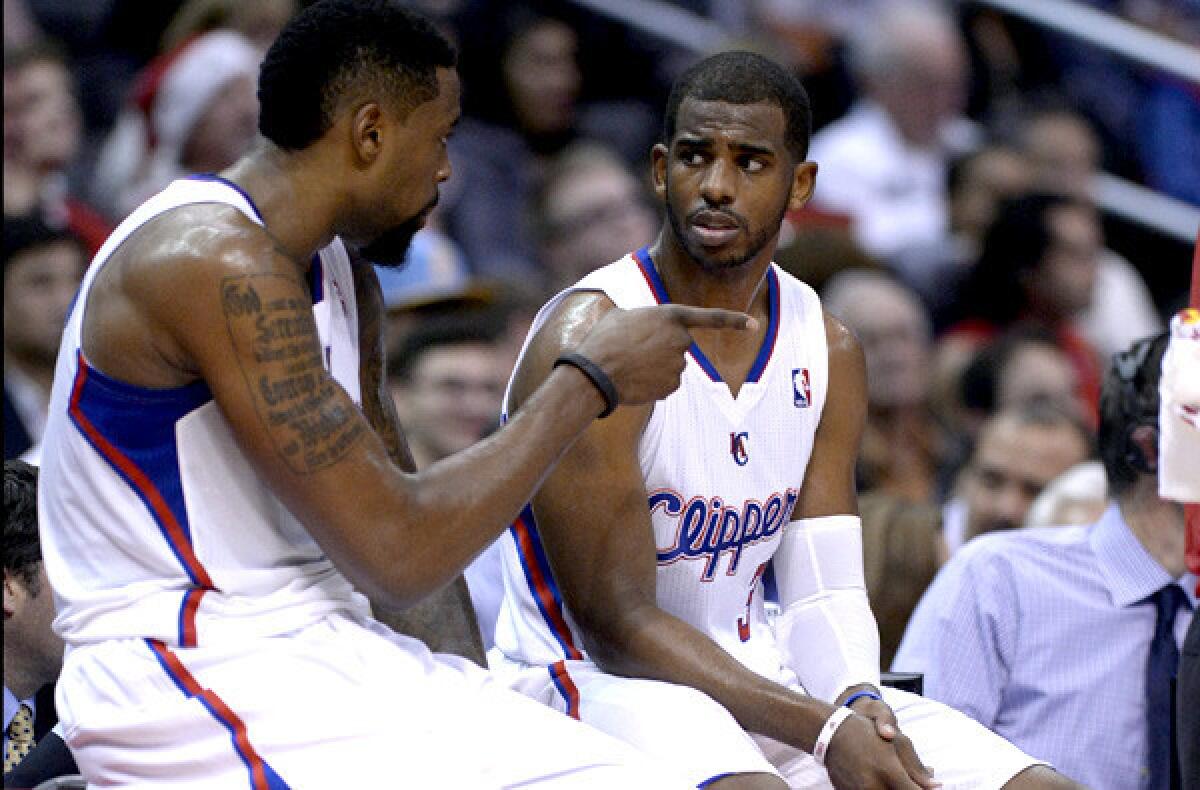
[774,515,880,702]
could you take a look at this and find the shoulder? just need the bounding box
[111,204,301,343]
[952,525,1091,590]
[509,289,617,408]
[123,203,284,289]
[821,310,864,371]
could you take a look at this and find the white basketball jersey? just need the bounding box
[494,248,828,681]
[38,176,371,649]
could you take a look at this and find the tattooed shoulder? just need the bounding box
[221,273,366,474]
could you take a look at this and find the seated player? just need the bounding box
[34,3,752,786]
[490,51,1083,789]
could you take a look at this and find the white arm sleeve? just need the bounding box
[774,515,881,702]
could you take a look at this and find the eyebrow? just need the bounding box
[675,135,775,157]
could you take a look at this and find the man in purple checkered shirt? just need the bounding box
[895,333,1195,790]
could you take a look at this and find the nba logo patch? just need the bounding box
[792,368,811,408]
[730,432,749,466]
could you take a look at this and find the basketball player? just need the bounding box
[491,52,1082,789]
[35,3,751,786]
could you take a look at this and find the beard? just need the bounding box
[665,192,788,277]
[361,193,439,268]
[360,217,423,267]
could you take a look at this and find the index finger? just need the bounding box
[663,304,758,331]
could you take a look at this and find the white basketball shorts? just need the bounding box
[55,612,692,788]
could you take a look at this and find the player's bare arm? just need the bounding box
[82,208,752,609]
[350,259,485,663]
[510,293,925,790]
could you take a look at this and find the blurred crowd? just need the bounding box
[3,0,1197,743]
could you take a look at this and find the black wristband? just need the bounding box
[554,351,619,418]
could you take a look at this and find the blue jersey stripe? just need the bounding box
[69,355,213,590]
[633,247,779,384]
[185,174,264,223]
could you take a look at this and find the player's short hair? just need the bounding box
[1098,332,1168,495]
[663,51,812,162]
[4,460,41,590]
[258,0,457,151]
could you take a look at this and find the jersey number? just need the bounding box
[737,562,769,642]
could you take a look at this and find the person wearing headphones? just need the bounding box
[894,332,1195,790]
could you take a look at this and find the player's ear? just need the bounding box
[787,161,817,212]
[352,102,385,165]
[651,143,669,200]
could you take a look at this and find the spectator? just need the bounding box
[90,29,261,219]
[808,0,974,264]
[3,40,111,255]
[443,0,657,283]
[894,332,1194,790]
[937,191,1106,427]
[3,460,65,775]
[822,269,951,504]
[1017,107,1163,358]
[387,316,507,471]
[532,142,657,293]
[386,315,509,650]
[3,214,86,461]
[958,325,1082,441]
[941,400,1093,557]
[894,142,1033,325]
[160,0,297,55]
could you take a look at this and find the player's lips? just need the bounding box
[689,210,742,247]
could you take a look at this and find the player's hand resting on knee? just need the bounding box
[846,696,938,789]
[824,713,937,790]
[574,304,755,407]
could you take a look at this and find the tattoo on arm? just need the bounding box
[222,273,366,474]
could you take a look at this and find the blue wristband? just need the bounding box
[842,690,883,709]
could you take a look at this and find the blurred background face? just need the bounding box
[3,241,85,365]
[503,18,581,138]
[3,58,80,172]
[1027,203,1100,320]
[949,148,1033,241]
[391,343,506,462]
[871,30,966,147]
[839,281,931,410]
[540,161,657,287]
[181,73,259,172]
[996,343,1079,415]
[1023,115,1100,196]
[963,415,1090,538]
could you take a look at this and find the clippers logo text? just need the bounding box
[652,488,799,580]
